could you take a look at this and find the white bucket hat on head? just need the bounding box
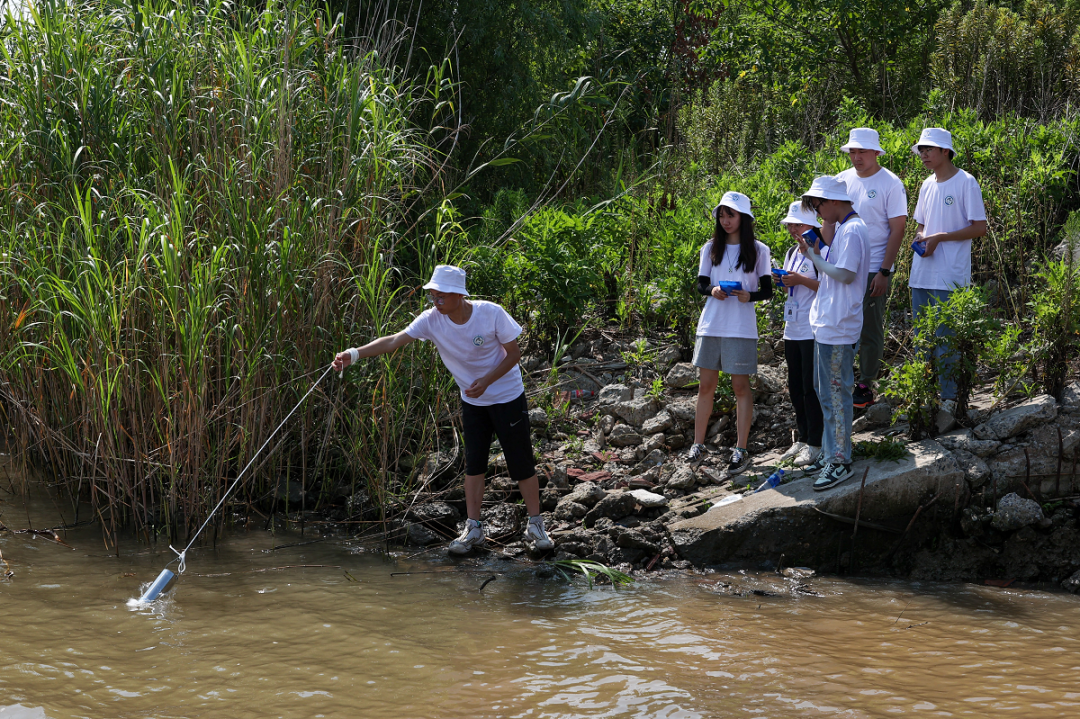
[712,190,754,219]
[802,176,852,203]
[911,127,955,157]
[840,127,885,155]
[423,264,469,295]
[780,201,822,228]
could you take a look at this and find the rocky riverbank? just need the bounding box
[371,332,1080,593]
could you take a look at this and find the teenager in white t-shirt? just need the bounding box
[332,265,554,556]
[686,191,773,477]
[775,202,823,468]
[910,128,988,405]
[799,177,870,491]
[832,128,908,408]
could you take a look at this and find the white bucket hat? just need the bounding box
[911,127,956,157]
[712,190,754,219]
[802,176,852,203]
[780,201,822,228]
[840,127,885,155]
[423,264,469,295]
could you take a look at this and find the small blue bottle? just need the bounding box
[754,469,785,493]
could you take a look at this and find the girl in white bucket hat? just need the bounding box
[798,177,870,491]
[688,191,773,478]
[333,264,554,555]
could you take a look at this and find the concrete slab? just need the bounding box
[668,440,963,567]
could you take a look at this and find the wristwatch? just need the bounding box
[878,267,892,278]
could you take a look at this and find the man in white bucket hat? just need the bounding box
[909,128,987,409]
[333,264,555,555]
[798,176,870,491]
[833,128,908,410]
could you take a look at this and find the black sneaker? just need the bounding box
[799,454,827,477]
[813,463,854,491]
[727,448,751,476]
[853,383,874,409]
[686,443,707,463]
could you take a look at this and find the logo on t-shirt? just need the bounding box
[944,195,955,206]
[473,335,485,347]
[867,189,877,199]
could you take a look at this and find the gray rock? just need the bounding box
[656,346,682,368]
[665,363,697,389]
[632,448,666,474]
[1063,569,1080,594]
[936,400,958,434]
[1062,381,1080,411]
[608,424,642,447]
[628,489,668,507]
[757,343,775,364]
[951,449,991,488]
[528,407,549,427]
[406,523,440,546]
[666,466,697,489]
[667,401,697,424]
[707,415,730,437]
[408,501,461,526]
[865,402,894,426]
[852,415,871,433]
[974,395,1058,440]
[990,492,1044,532]
[583,492,637,526]
[612,527,661,555]
[567,482,607,507]
[481,503,525,539]
[598,383,633,406]
[599,414,616,434]
[937,431,1001,458]
[642,411,674,435]
[612,397,661,426]
[751,365,786,394]
[554,500,588,521]
[643,432,666,453]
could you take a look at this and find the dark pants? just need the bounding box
[785,339,824,446]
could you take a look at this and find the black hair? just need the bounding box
[710,206,757,272]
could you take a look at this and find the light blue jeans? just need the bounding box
[911,288,958,400]
[814,341,855,465]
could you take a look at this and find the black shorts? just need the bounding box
[461,393,536,481]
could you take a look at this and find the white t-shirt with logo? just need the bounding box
[780,246,818,341]
[911,169,987,291]
[836,166,908,271]
[696,240,772,339]
[404,300,524,406]
[810,217,870,345]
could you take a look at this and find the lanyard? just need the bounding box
[838,211,857,226]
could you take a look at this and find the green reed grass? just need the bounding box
[0,0,455,544]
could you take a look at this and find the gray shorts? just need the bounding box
[693,336,758,375]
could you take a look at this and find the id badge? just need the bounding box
[784,298,799,322]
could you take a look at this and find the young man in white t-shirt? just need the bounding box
[332,265,554,555]
[832,128,908,408]
[910,128,988,405]
[799,177,870,491]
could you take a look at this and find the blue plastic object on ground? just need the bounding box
[138,568,176,603]
[716,280,743,294]
[754,469,785,493]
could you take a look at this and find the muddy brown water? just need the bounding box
[3,491,1080,719]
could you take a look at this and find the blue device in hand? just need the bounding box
[912,239,927,256]
[716,281,742,294]
[801,227,826,251]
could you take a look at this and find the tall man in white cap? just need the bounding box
[799,177,870,490]
[833,128,908,409]
[910,128,987,406]
[332,264,555,555]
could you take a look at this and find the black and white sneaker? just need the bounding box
[686,443,707,463]
[813,463,854,491]
[727,448,751,476]
[799,454,828,477]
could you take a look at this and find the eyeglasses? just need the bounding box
[809,198,823,213]
[917,145,934,154]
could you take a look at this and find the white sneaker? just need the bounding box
[686,443,707,463]
[524,516,554,551]
[448,519,485,555]
[793,444,820,467]
[779,442,807,463]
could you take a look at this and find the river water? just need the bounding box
[3,490,1080,719]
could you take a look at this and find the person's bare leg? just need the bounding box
[464,473,485,520]
[516,475,542,516]
[731,374,753,448]
[694,369,720,444]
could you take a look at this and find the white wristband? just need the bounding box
[347,348,359,365]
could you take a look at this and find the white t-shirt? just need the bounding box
[836,166,908,271]
[911,169,987,290]
[696,240,772,339]
[404,300,524,406]
[780,246,818,342]
[810,217,870,345]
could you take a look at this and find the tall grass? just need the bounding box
[0,0,455,544]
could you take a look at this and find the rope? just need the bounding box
[169,364,335,573]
